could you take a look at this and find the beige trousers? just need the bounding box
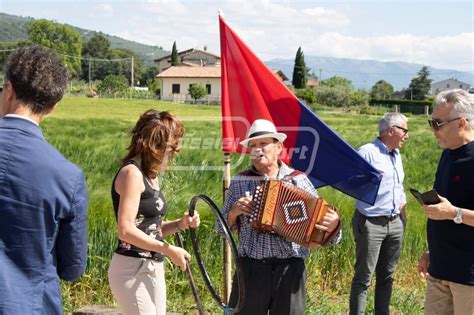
[424,275,474,315]
[108,253,166,315]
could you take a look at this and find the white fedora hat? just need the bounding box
[239,119,287,148]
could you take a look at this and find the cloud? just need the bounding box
[89,4,114,18]
[302,32,474,72]
[7,0,469,71]
[139,0,190,16]
[114,1,353,55]
[302,7,351,27]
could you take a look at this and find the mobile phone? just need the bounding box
[410,188,441,205]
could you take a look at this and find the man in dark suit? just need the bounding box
[0,46,88,314]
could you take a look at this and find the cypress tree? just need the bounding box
[292,47,307,89]
[171,41,178,66]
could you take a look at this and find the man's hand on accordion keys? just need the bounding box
[314,208,340,234]
[227,194,254,228]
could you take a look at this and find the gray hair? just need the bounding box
[378,112,408,135]
[434,89,474,129]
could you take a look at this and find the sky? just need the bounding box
[1,0,473,72]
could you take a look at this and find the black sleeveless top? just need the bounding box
[111,160,167,261]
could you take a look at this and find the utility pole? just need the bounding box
[131,56,134,87]
[88,57,92,89]
[319,68,322,82]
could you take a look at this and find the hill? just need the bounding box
[266,56,474,91]
[1,12,472,90]
[0,12,168,64]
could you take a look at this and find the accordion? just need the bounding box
[249,179,335,249]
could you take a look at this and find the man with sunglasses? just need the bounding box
[417,89,474,314]
[350,112,409,315]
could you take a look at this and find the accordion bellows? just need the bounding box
[249,179,334,249]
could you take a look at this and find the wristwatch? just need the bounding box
[453,207,463,224]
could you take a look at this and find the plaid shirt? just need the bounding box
[218,161,341,259]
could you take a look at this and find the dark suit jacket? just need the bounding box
[0,116,88,314]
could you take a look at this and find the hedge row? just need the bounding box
[369,99,433,107]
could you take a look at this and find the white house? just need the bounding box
[154,48,221,74]
[431,78,471,95]
[157,66,221,103]
[155,46,289,104]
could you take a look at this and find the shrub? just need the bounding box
[147,79,161,96]
[188,83,208,103]
[69,79,88,95]
[315,85,351,107]
[295,88,317,104]
[97,75,129,96]
[350,90,370,107]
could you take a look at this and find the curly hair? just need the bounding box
[4,45,69,114]
[122,110,185,178]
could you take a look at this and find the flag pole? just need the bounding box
[223,152,232,306]
[220,10,232,307]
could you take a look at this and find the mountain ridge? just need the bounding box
[266,56,473,91]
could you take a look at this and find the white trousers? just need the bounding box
[108,253,166,315]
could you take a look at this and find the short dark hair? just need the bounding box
[4,45,69,114]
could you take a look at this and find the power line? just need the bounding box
[0,47,131,62]
[1,45,136,87]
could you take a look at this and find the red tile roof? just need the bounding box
[157,66,221,78]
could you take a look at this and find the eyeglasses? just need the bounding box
[428,117,464,131]
[392,125,409,135]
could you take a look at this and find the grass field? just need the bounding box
[45,95,441,314]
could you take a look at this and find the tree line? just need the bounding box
[1,19,433,104]
[291,46,433,109]
[0,19,160,94]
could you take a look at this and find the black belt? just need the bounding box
[242,256,303,265]
[357,210,400,221]
[373,214,399,221]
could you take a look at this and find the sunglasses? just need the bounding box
[428,117,463,131]
[392,125,409,135]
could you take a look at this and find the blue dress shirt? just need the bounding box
[355,138,406,216]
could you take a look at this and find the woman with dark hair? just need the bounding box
[108,109,200,315]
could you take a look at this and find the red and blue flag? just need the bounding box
[219,15,381,205]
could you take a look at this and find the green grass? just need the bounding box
[45,95,437,314]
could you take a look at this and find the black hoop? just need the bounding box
[187,195,245,314]
[174,232,205,315]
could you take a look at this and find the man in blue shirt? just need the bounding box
[0,46,88,314]
[349,112,409,315]
[219,119,341,315]
[417,89,474,314]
